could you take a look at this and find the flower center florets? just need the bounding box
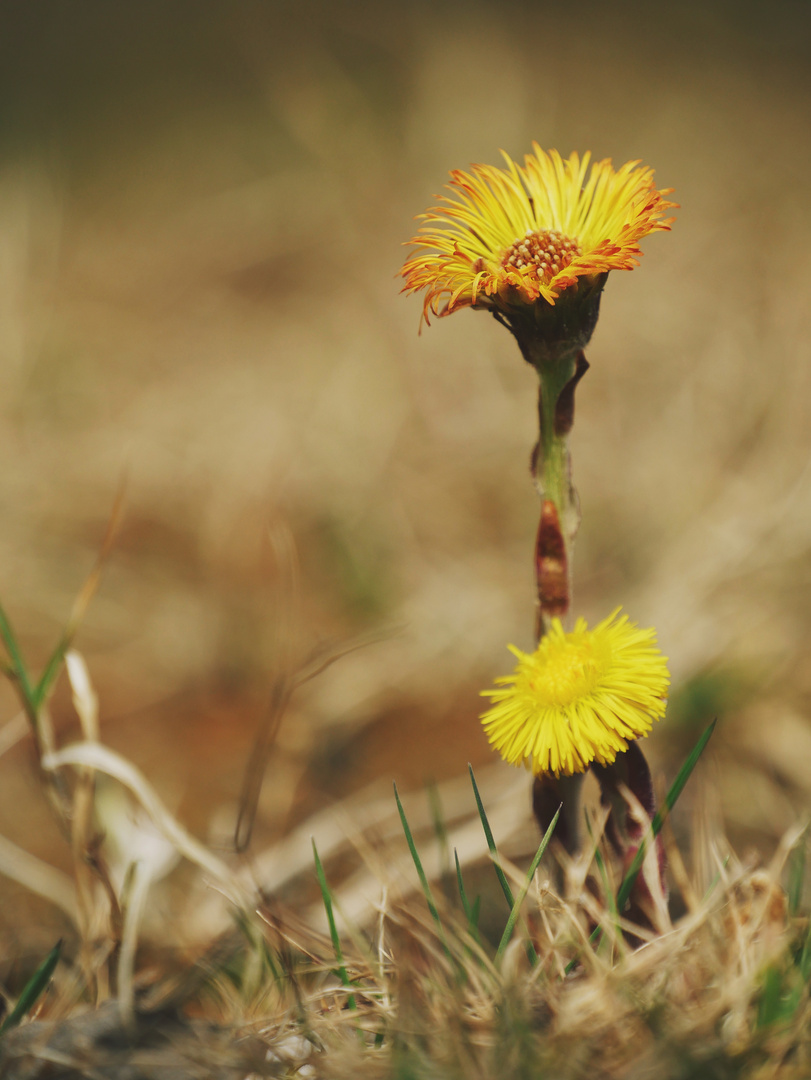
[501,228,582,284]
[529,638,603,707]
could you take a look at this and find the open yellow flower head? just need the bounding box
[401,145,676,325]
[480,609,670,777]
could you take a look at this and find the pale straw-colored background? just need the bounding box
[1,1,810,946]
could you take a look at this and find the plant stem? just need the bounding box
[531,351,588,638]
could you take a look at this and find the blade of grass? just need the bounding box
[788,831,807,917]
[427,781,451,889]
[394,783,448,947]
[701,854,731,904]
[454,849,473,922]
[756,964,802,1029]
[470,896,481,934]
[33,637,73,713]
[0,608,67,815]
[0,939,62,1037]
[454,848,481,944]
[798,918,811,981]
[495,805,559,964]
[312,839,356,1009]
[0,603,36,719]
[616,718,717,913]
[469,765,538,966]
[468,764,515,911]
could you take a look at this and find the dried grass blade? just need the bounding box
[0,833,78,923]
[41,742,247,909]
[585,812,621,957]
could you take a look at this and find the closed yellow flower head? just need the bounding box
[401,145,676,324]
[480,610,670,777]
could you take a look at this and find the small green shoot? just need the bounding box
[312,839,356,1009]
[798,919,811,983]
[0,486,122,725]
[788,831,807,917]
[0,939,62,1038]
[468,764,515,912]
[0,602,37,723]
[495,804,559,964]
[427,781,451,893]
[393,783,448,949]
[615,717,717,915]
[701,854,731,905]
[454,848,480,943]
[756,964,803,1030]
[468,765,538,966]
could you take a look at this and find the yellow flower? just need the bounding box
[480,610,670,777]
[401,145,676,324]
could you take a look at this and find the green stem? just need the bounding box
[531,351,586,637]
[536,356,576,512]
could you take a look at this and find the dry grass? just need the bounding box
[0,654,807,1078]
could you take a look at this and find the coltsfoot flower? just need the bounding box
[480,610,670,777]
[401,145,676,325]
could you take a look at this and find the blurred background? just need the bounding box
[0,0,810,950]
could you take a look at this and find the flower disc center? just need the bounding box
[531,639,604,707]
[502,228,582,283]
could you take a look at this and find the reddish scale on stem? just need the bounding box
[535,499,568,622]
[502,229,583,285]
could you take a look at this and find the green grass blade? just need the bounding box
[592,845,618,922]
[33,635,71,711]
[756,966,784,1029]
[756,965,802,1029]
[454,848,481,943]
[788,832,807,917]
[468,764,515,911]
[615,718,717,914]
[394,783,446,942]
[469,765,539,966]
[312,839,356,1009]
[701,854,730,905]
[454,849,473,921]
[428,782,449,866]
[495,805,559,964]
[0,939,62,1037]
[470,896,481,933]
[799,919,811,982]
[0,603,36,716]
